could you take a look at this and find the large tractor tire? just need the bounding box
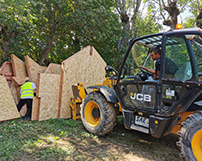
[177,111,202,161]
[81,91,117,136]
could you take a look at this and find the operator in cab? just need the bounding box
[139,46,161,80]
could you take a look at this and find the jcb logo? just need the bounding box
[130,93,151,102]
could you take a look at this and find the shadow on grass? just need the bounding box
[0,117,180,161]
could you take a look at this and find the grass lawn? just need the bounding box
[0,116,180,161]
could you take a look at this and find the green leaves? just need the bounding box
[0,0,167,67]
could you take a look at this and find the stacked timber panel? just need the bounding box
[0,46,106,122]
[10,54,29,115]
[11,54,28,77]
[0,75,20,122]
[0,62,13,87]
[37,73,61,121]
[44,63,61,74]
[25,55,47,85]
[58,46,106,119]
[32,97,40,121]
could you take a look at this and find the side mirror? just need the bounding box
[105,66,118,75]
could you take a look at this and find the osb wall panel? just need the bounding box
[7,80,12,88]
[19,105,27,116]
[0,75,20,121]
[59,46,106,119]
[38,73,60,97]
[0,61,13,75]
[10,82,19,105]
[11,54,27,77]
[38,73,60,121]
[25,56,47,85]
[38,94,59,121]
[88,46,106,84]
[11,77,29,86]
[0,62,13,82]
[44,63,61,75]
[10,80,27,116]
[31,97,40,121]
[10,55,28,102]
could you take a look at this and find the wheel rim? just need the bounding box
[192,129,202,161]
[84,101,100,127]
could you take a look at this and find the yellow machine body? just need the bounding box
[70,77,121,120]
[70,83,86,120]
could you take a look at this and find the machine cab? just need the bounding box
[114,28,202,117]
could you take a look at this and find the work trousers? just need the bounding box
[17,99,33,118]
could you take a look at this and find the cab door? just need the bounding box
[114,37,162,114]
[160,34,199,115]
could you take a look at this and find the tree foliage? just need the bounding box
[148,0,189,30]
[186,0,202,28]
[1,0,200,69]
[0,0,124,67]
[63,0,123,68]
[0,0,30,63]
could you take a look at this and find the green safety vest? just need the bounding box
[20,82,34,98]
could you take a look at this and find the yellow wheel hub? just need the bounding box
[84,101,100,127]
[192,129,202,161]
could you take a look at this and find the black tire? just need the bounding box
[81,91,117,136]
[176,111,202,161]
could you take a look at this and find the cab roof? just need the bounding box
[131,28,202,48]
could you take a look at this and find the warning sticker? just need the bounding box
[166,90,175,97]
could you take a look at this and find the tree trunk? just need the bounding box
[120,0,130,37]
[38,40,53,65]
[164,1,180,30]
[196,1,202,28]
[1,40,10,65]
[37,5,57,66]
[131,0,141,38]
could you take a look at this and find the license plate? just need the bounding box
[135,116,149,128]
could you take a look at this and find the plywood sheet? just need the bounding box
[0,61,13,75]
[31,97,40,121]
[37,73,60,121]
[38,73,61,97]
[11,77,29,86]
[0,75,20,121]
[11,54,27,77]
[7,80,12,88]
[10,82,19,105]
[19,104,28,116]
[0,62,13,82]
[4,75,13,81]
[25,55,47,85]
[58,46,106,118]
[44,63,61,75]
[10,55,28,101]
[38,94,59,121]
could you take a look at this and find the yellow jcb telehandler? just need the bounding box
[71,27,202,161]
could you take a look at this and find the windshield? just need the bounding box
[191,36,202,80]
[124,37,162,78]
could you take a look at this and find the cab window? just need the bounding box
[123,42,153,79]
[164,36,194,81]
[191,36,202,81]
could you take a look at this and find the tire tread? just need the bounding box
[81,91,117,136]
[177,111,202,161]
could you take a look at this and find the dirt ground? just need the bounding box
[0,117,181,161]
[61,116,181,161]
[83,118,181,161]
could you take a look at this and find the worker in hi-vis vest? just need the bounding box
[17,80,37,120]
